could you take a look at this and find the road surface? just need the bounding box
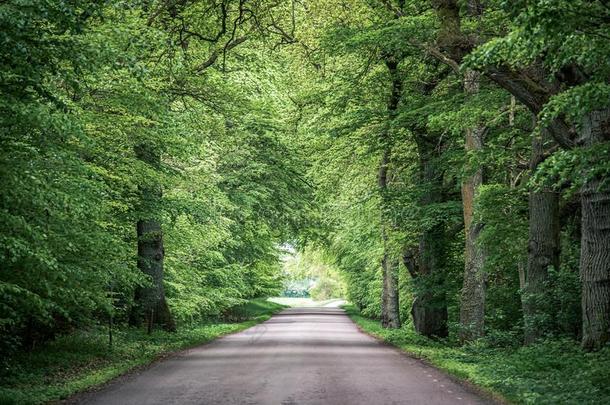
[71,307,491,405]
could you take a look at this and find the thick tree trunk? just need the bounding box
[381,252,401,328]
[378,57,402,329]
[130,144,176,332]
[459,69,486,342]
[412,222,448,338]
[380,235,389,323]
[135,219,175,332]
[429,0,485,341]
[580,108,610,351]
[411,143,448,338]
[523,128,561,344]
[379,149,400,328]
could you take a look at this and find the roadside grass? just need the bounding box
[222,298,288,321]
[0,299,286,405]
[344,305,610,404]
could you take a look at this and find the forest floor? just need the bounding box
[0,299,286,405]
[344,305,610,404]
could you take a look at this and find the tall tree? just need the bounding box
[467,0,610,350]
[379,56,402,329]
[426,0,488,341]
[579,107,610,350]
[459,68,487,341]
[131,144,176,332]
[523,126,560,344]
[402,65,453,338]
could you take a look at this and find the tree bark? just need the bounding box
[459,69,487,342]
[429,0,485,341]
[580,108,610,351]
[130,143,176,332]
[381,251,401,328]
[523,128,560,344]
[412,223,448,338]
[378,57,402,329]
[484,66,575,149]
[411,138,448,338]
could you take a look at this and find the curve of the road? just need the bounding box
[69,307,493,405]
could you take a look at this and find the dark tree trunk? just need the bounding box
[580,108,610,351]
[412,221,448,338]
[410,139,448,338]
[378,57,402,329]
[130,144,176,332]
[523,128,560,344]
[134,219,175,332]
[459,69,487,342]
[484,66,575,149]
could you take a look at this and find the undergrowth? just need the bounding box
[0,299,285,405]
[344,305,610,404]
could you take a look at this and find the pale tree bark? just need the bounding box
[381,247,401,329]
[459,69,487,342]
[379,57,402,329]
[523,127,560,344]
[130,143,176,332]
[580,108,610,351]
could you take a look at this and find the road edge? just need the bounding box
[342,307,512,405]
[57,309,285,404]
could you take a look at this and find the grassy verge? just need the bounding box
[0,299,286,405]
[344,305,610,404]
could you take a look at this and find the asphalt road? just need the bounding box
[71,307,491,405]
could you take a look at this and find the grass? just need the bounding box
[0,299,286,405]
[344,304,610,405]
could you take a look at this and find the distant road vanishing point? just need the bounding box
[69,307,492,405]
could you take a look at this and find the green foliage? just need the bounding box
[221,298,286,322]
[281,247,346,301]
[346,305,610,404]
[0,299,286,405]
[0,0,311,356]
[476,184,527,330]
[0,0,143,353]
[2,0,610,402]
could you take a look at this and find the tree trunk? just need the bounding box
[412,222,448,338]
[381,252,401,328]
[411,141,448,338]
[379,149,400,328]
[429,0,485,341]
[130,144,176,332]
[378,57,402,329]
[459,69,486,342]
[580,108,610,351]
[523,128,561,344]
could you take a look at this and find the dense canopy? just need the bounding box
[1,1,610,399]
